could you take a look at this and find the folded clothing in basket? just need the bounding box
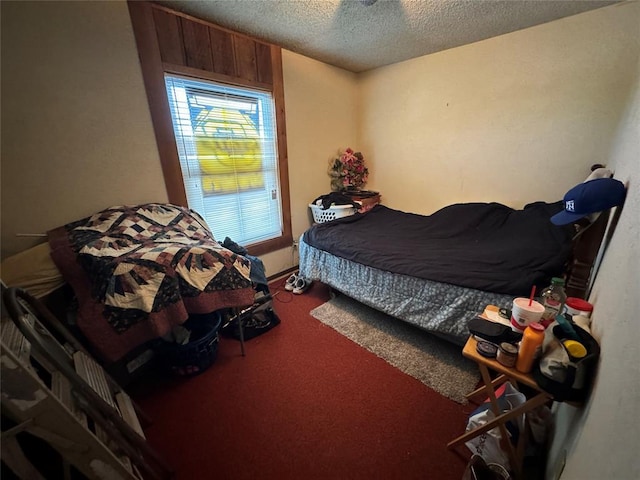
[312,192,361,210]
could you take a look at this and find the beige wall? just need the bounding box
[1,1,168,258]
[547,8,640,477]
[357,5,639,478]
[358,2,638,215]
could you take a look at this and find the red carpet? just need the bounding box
[132,280,474,479]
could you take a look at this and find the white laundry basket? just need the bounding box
[309,203,356,223]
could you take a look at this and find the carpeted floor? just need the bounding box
[131,280,475,479]
[311,294,479,403]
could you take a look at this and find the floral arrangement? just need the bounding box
[328,147,369,191]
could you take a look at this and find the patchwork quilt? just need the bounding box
[48,203,255,362]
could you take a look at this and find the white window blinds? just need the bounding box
[165,75,283,246]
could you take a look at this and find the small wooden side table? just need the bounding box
[447,335,552,479]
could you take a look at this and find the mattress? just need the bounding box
[299,237,514,345]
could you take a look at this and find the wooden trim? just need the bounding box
[128,1,188,206]
[180,16,214,71]
[151,8,185,65]
[256,42,273,85]
[271,47,293,253]
[233,35,258,82]
[247,233,293,257]
[150,2,273,48]
[129,1,293,256]
[162,63,274,92]
[209,26,236,77]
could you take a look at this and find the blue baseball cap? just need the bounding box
[551,177,626,225]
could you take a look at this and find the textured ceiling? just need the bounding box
[159,0,619,73]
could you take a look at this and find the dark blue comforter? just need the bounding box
[302,202,573,296]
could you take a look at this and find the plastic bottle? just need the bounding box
[540,277,567,326]
[564,297,594,318]
[515,322,545,373]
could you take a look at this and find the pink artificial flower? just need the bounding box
[330,147,368,190]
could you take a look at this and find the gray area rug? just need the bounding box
[310,294,479,404]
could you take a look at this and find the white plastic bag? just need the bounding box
[462,454,512,480]
[464,381,526,471]
[525,404,552,458]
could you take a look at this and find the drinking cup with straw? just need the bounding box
[511,285,545,332]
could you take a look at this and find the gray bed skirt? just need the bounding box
[299,237,514,346]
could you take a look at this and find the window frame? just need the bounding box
[165,74,284,246]
[128,1,292,256]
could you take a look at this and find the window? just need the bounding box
[128,2,292,255]
[165,75,283,246]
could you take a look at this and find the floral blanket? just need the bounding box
[48,203,255,362]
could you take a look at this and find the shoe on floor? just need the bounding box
[284,273,298,291]
[292,277,311,295]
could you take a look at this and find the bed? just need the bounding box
[299,200,604,346]
[47,203,256,364]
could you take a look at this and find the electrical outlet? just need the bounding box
[292,240,298,249]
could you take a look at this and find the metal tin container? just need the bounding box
[497,342,518,367]
[476,340,498,358]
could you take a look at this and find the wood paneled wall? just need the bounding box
[127,1,292,256]
[151,5,274,90]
